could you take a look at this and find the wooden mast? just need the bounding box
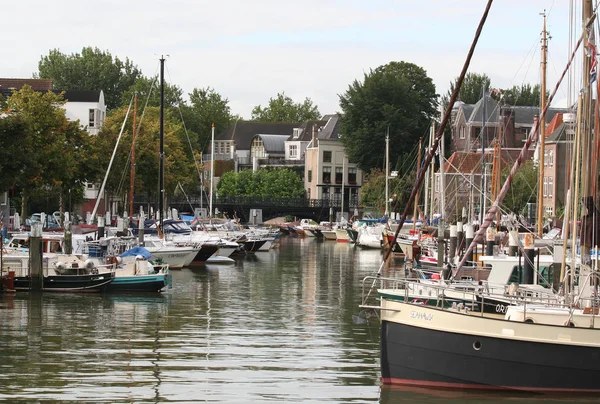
[537,11,548,237]
[413,137,422,230]
[129,94,137,222]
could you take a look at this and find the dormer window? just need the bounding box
[293,128,301,138]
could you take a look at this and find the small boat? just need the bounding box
[108,247,171,292]
[206,255,235,264]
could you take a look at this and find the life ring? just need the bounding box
[410,298,426,305]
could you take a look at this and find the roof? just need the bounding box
[291,119,327,141]
[442,149,534,174]
[544,112,563,136]
[255,134,289,153]
[216,121,298,150]
[468,95,499,124]
[0,78,53,96]
[318,114,342,139]
[55,90,102,103]
[545,122,568,143]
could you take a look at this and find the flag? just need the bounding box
[586,28,597,83]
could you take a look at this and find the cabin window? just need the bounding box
[509,266,523,284]
[323,150,332,163]
[89,109,95,127]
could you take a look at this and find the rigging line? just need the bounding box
[115,77,158,199]
[164,64,207,196]
[90,95,135,223]
[456,11,596,273]
[372,0,495,280]
[176,182,196,213]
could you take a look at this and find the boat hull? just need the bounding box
[380,299,600,392]
[14,272,114,292]
[108,274,169,292]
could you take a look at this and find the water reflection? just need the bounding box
[0,237,384,402]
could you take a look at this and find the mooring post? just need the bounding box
[29,222,44,292]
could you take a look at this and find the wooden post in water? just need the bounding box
[523,233,535,284]
[29,222,43,292]
[64,219,72,255]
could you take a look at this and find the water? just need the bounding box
[0,237,595,403]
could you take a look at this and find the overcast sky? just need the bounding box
[3,1,583,117]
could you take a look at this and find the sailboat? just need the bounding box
[361,2,600,392]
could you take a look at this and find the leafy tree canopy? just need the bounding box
[3,86,93,217]
[217,168,305,198]
[443,72,491,106]
[181,87,236,153]
[498,83,545,107]
[251,92,320,122]
[339,61,438,172]
[500,159,538,216]
[37,47,142,110]
[90,105,201,201]
[120,75,184,109]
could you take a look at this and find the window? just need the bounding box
[548,150,553,167]
[0,192,6,206]
[225,142,230,154]
[543,177,547,197]
[545,206,553,217]
[290,145,298,158]
[333,187,341,202]
[459,127,465,139]
[252,137,264,158]
[544,151,548,167]
[335,167,343,183]
[322,166,331,183]
[293,128,301,138]
[308,170,312,183]
[458,178,468,193]
[548,177,553,197]
[323,150,332,163]
[89,109,95,128]
[322,186,330,199]
[348,168,357,184]
[307,188,311,199]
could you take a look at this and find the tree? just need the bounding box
[501,159,538,215]
[120,75,184,109]
[181,87,236,152]
[90,105,201,205]
[442,72,491,106]
[3,86,93,218]
[37,47,142,110]
[339,61,438,172]
[499,83,545,106]
[251,92,320,122]
[217,168,305,198]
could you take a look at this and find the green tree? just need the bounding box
[4,86,93,218]
[120,75,184,109]
[443,72,492,106]
[339,61,437,172]
[501,159,538,215]
[37,47,142,110]
[499,83,545,106]
[251,92,320,122]
[181,87,236,152]
[90,105,201,204]
[217,168,304,198]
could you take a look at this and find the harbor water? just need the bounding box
[0,236,594,403]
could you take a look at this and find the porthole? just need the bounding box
[473,341,482,351]
[524,319,534,324]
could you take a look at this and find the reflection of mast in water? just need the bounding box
[152,313,162,403]
[205,279,212,400]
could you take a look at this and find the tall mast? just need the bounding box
[537,11,548,237]
[210,123,215,219]
[129,94,137,222]
[342,156,346,221]
[424,123,433,220]
[480,86,487,225]
[385,127,390,217]
[413,137,422,230]
[159,56,165,231]
[429,120,436,218]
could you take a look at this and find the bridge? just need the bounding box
[133,195,360,223]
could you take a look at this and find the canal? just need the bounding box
[0,236,591,403]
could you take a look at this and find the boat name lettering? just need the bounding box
[495,304,507,314]
[410,311,433,321]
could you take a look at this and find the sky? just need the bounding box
[2,0,585,118]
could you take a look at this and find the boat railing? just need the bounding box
[360,275,574,318]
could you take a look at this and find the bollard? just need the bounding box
[29,222,44,292]
[449,224,457,260]
[486,227,495,256]
[523,233,535,284]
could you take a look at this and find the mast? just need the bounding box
[480,86,487,225]
[413,137,422,230]
[129,94,137,223]
[159,56,165,231]
[209,123,215,219]
[424,124,433,221]
[537,11,548,237]
[385,127,390,217]
[342,156,346,221]
[429,121,436,219]
[440,106,446,222]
